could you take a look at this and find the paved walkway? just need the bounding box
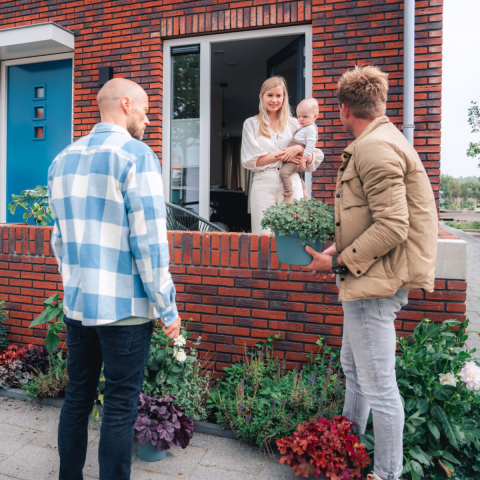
[0,397,297,480]
[440,223,480,353]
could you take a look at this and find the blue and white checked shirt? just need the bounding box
[48,123,178,326]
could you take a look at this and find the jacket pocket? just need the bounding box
[341,171,368,210]
[383,254,395,279]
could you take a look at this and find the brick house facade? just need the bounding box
[0,1,457,373]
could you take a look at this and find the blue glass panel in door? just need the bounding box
[6,59,72,223]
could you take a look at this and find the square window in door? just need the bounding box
[33,125,46,140]
[33,85,46,100]
[33,105,46,120]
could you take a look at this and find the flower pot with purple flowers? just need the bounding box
[260,199,335,266]
[134,393,194,462]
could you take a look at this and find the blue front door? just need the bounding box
[6,59,72,223]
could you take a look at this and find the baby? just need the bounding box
[280,98,319,203]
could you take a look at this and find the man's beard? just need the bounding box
[127,120,144,140]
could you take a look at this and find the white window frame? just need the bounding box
[163,25,313,221]
[0,52,74,224]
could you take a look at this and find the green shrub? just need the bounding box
[7,185,52,225]
[361,319,480,480]
[444,221,480,230]
[22,351,69,400]
[260,198,335,243]
[142,320,211,421]
[208,336,345,449]
[29,294,66,355]
[0,301,9,352]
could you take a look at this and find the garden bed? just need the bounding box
[0,387,238,439]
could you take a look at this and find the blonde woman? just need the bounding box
[241,76,324,233]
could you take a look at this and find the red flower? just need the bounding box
[276,416,371,480]
[0,344,35,365]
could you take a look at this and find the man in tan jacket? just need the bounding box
[306,65,437,480]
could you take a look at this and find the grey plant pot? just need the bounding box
[274,231,324,266]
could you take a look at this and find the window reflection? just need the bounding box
[170,47,200,215]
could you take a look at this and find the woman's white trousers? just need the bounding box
[250,167,303,234]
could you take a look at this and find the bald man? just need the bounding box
[48,78,181,480]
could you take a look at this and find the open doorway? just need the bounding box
[209,34,305,232]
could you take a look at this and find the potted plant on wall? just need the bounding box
[134,393,194,462]
[261,198,335,266]
[276,415,371,480]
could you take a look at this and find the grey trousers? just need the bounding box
[341,288,409,479]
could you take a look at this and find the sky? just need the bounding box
[442,0,480,178]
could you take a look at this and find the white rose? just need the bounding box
[439,372,458,387]
[460,361,480,391]
[174,335,187,347]
[174,349,187,362]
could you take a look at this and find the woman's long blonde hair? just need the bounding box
[256,76,292,138]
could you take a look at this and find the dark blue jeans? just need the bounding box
[58,318,153,480]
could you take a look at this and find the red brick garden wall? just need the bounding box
[0,226,467,372]
[0,0,443,205]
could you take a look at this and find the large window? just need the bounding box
[162,26,312,228]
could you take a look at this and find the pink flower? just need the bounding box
[460,361,480,391]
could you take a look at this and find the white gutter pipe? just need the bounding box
[403,0,415,145]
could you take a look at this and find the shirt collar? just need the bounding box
[90,122,132,138]
[343,116,390,155]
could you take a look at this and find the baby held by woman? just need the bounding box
[279,98,319,203]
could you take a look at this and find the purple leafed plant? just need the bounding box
[134,393,194,451]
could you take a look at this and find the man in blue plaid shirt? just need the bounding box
[49,78,180,480]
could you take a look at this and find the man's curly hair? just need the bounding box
[336,65,389,119]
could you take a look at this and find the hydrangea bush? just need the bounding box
[260,198,335,243]
[361,319,480,480]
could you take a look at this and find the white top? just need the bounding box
[241,116,324,173]
[294,124,318,158]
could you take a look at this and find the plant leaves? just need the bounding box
[427,421,440,441]
[409,445,431,466]
[43,294,59,306]
[45,328,61,355]
[30,309,51,327]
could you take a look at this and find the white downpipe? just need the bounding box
[403,0,415,145]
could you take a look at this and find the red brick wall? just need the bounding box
[0,226,466,372]
[0,0,443,205]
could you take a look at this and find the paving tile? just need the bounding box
[31,426,100,450]
[188,432,215,449]
[83,438,100,478]
[0,408,15,423]
[199,436,265,475]
[0,444,59,480]
[0,424,42,456]
[189,465,257,480]
[130,468,178,479]
[5,404,60,431]
[132,444,206,477]
[257,454,298,479]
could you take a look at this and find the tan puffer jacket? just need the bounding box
[335,116,438,301]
